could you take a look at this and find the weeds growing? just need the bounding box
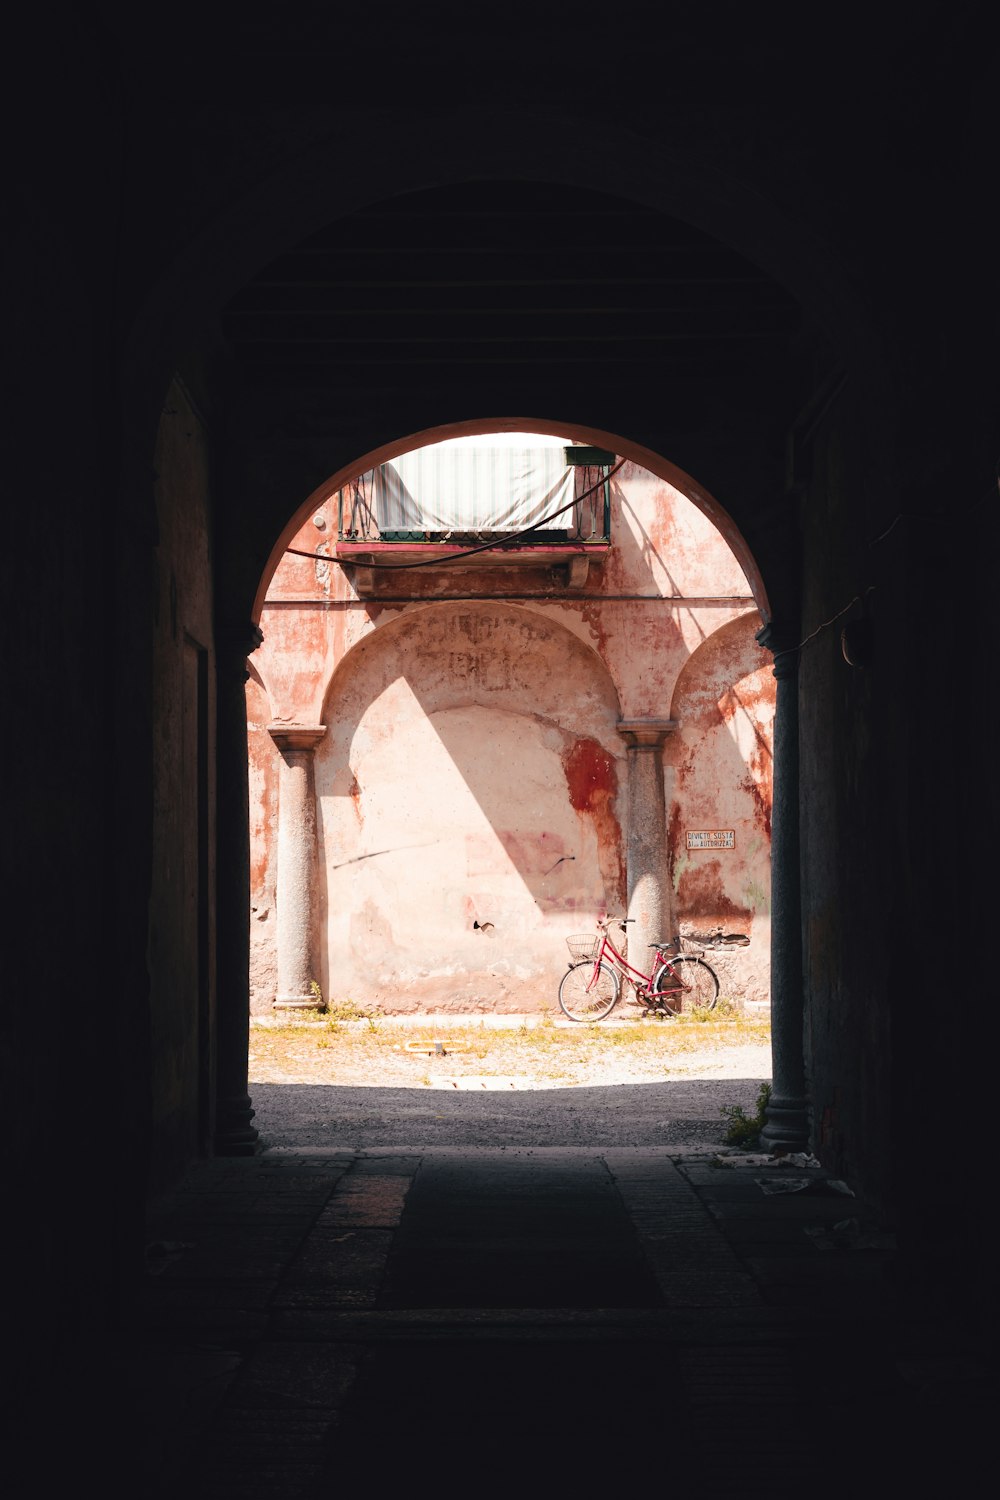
[720,1080,772,1147]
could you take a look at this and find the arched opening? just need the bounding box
[252,417,771,623]
[13,14,1000,1488]
[141,166,838,1192]
[139,166,838,1191]
[246,425,775,1035]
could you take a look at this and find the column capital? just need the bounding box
[755,620,800,680]
[616,718,678,749]
[218,619,264,660]
[217,620,264,684]
[267,723,327,753]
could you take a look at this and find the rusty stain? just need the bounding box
[562,737,625,907]
[675,762,692,792]
[579,600,609,660]
[676,858,751,922]
[247,451,775,1013]
[741,770,772,841]
[249,844,271,892]
[646,486,673,557]
[563,737,616,811]
[347,772,363,824]
[668,803,683,859]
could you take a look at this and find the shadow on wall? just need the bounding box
[305,603,771,1011]
[315,603,624,1010]
[247,455,774,1015]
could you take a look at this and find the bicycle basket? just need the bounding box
[566,934,601,961]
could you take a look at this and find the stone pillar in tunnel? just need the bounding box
[617,719,678,972]
[215,621,263,1156]
[269,724,326,1012]
[755,622,809,1152]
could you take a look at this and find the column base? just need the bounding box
[215,1093,259,1156]
[759,1094,810,1155]
[273,995,324,1013]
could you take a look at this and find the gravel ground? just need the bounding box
[248,1012,773,1151]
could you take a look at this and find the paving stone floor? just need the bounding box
[85,1145,994,1498]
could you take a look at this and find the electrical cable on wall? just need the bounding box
[772,467,998,667]
[771,587,876,667]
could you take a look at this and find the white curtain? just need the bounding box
[369,447,576,533]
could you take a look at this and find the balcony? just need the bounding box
[333,441,615,589]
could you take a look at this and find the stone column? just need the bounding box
[616,719,678,970]
[755,622,810,1153]
[214,622,262,1156]
[268,724,327,1012]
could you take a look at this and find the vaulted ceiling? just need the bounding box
[220,180,802,391]
[217,178,826,508]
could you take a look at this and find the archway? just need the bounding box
[13,13,1000,1464]
[135,164,853,1171]
[246,428,777,1031]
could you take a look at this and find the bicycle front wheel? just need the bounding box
[558,960,620,1022]
[654,955,719,1013]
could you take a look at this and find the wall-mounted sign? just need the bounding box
[686,830,735,850]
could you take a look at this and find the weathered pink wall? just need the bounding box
[667,616,774,1004]
[247,453,774,1013]
[313,604,624,1010]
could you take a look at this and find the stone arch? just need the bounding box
[121,114,890,650]
[252,420,769,625]
[249,442,773,1016]
[310,600,625,1011]
[131,112,871,1147]
[125,108,880,427]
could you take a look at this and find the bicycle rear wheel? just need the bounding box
[558,960,620,1022]
[654,955,719,1013]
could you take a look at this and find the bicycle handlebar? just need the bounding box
[598,917,749,947]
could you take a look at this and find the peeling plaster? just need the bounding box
[248,452,774,1012]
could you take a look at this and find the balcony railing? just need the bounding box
[335,445,614,555]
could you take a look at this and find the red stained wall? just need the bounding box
[247,450,774,1012]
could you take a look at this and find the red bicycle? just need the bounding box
[558,915,721,1022]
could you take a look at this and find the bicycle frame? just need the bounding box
[599,924,659,996]
[591,924,683,1000]
[558,916,720,1023]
